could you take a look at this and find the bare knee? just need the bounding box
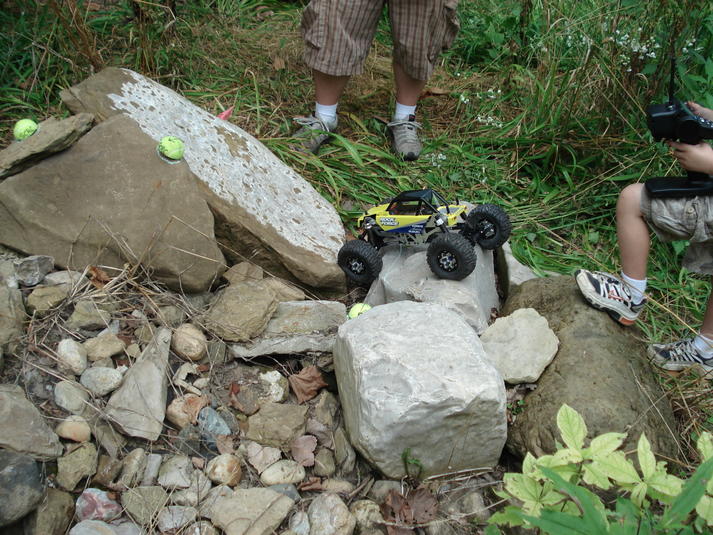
[617,183,644,219]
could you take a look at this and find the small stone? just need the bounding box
[322,478,355,494]
[166,394,209,430]
[223,262,263,285]
[24,488,74,535]
[83,333,126,361]
[56,415,91,442]
[368,480,403,503]
[197,407,231,449]
[91,358,115,369]
[313,448,336,477]
[93,455,122,488]
[334,427,356,475]
[259,460,305,486]
[43,270,86,287]
[56,338,88,375]
[54,380,89,414]
[246,441,282,474]
[157,505,197,533]
[134,324,155,345]
[307,493,355,535]
[69,520,116,535]
[209,488,293,535]
[170,470,212,507]
[26,285,70,314]
[206,454,242,486]
[156,305,186,327]
[67,300,112,330]
[184,521,219,535]
[56,443,98,490]
[74,488,122,522]
[117,448,147,489]
[350,500,384,534]
[121,485,169,526]
[110,519,144,535]
[245,402,308,449]
[263,277,306,302]
[172,323,208,361]
[80,367,123,396]
[141,453,163,486]
[199,485,233,519]
[289,511,310,535]
[158,455,193,489]
[0,450,45,527]
[125,343,140,358]
[14,255,54,286]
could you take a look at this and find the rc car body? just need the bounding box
[338,189,511,285]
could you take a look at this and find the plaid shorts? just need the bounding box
[640,188,713,274]
[301,0,460,81]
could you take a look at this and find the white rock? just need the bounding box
[184,521,219,535]
[480,307,559,383]
[172,323,207,361]
[56,338,88,375]
[334,301,507,478]
[44,270,86,287]
[80,367,123,396]
[365,244,500,334]
[69,520,115,535]
[54,380,88,414]
[206,454,242,486]
[55,415,91,442]
[259,370,288,403]
[289,511,310,535]
[259,460,305,486]
[307,493,355,535]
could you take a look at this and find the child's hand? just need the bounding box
[687,101,713,121]
[668,140,713,174]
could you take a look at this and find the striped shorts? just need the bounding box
[301,0,460,81]
[641,188,713,275]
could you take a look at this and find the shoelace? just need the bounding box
[293,116,332,131]
[665,340,706,363]
[386,119,422,131]
[593,272,631,302]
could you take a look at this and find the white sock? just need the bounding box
[621,272,647,304]
[693,334,713,357]
[315,102,338,124]
[393,102,417,121]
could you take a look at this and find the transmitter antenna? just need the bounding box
[668,55,676,105]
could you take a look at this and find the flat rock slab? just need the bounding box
[502,276,679,458]
[105,328,170,441]
[334,301,507,478]
[0,384,63,459]
[0,285,25,352]
[366,245,500,334]
[61,67,345,291]
[209,488,294,535]
[0,115,225,292]
[0,114,94,179]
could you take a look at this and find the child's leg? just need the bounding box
[616,183,650,280]
[701,283,713,340]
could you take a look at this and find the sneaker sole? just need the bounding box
[574,271,638,326]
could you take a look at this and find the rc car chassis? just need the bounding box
[338,189,511,285]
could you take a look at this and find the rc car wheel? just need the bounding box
[465,204,511,250]
[337,240,383,286]
[427,233,477,281]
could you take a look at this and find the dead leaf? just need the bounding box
[298,476,323,491]
[215,434,235,455]
[246,441,282,474]
[291,435,317,467]
[288,366,328,404]
[381,489,415,535]
[409,487,438,524]
[88,265,111,288]
[273,56,286,70]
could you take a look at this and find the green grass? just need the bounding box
[2,0,713,453]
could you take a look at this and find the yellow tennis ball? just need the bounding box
[348,303,372,319]
[158,136,185,160]
[13,119,38,140]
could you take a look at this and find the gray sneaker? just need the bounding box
[648,338,713,372]
[293,115,337,154]
[387,115,422,161]
[575,269,646,326]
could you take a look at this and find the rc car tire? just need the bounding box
[465,204,511,250]
[337,240,383,286]
[427,233,477,281]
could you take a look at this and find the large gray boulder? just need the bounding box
[502,276,679,458]
[105,328,170,441]
[334,301,507,478]
[0,114,94,179]
[365,245,499,333]
[0,115,225,292]
[61,67,345,291]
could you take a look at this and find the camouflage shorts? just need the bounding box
[640,188,713,275]
[301,0,460,81]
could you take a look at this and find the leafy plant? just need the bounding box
[489,404,713,533]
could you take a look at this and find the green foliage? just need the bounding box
[489,405,713,534]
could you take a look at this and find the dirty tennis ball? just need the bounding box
[158,136,185,160]
[13,119,38,140]
[348,303,372,319]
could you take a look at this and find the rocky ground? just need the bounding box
[0,250,503,535]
